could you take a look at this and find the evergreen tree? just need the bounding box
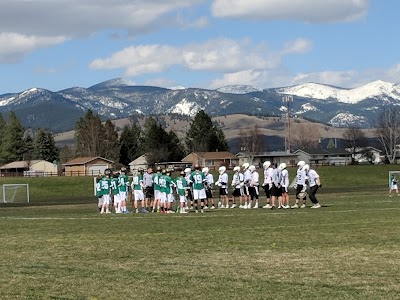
[33,128,60,162]
[24,133,35,161]
[0,111,26,163]
[142,117,171,165]
[185,110,229,152]
[119,122,142,167]
[100,120,119,161]
[75,110,103,157]
[167,131,185,162]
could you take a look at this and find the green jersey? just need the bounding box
[152,172,161,191]
[159,174,172,194]
[190,170,205,190]
[95,179,102,197]
[111,177,119,194]
[131,174,144,191]
[174,176,187,196]
[101,177,111,195]
[118,174,129,192]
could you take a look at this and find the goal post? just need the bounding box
[1,184,30,203]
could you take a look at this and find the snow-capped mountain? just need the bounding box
[276,80,400,104]
[0,78,399,132]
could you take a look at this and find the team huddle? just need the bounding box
[95,160,322,214]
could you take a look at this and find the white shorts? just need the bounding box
[119,191,127,201]
[179,195,186,203]
[113,194,120,204]
[134,190,145,201]
[193,189,206,200]
[391,184,398,190]
[154,190,161,200]
[102,194,110,205]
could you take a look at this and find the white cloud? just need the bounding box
[90,37,310,76]
[0,32,67,63]
[211,0,368,23]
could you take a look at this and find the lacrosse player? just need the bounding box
[151,167,162,212]
[95,176,103,212]
[216,166,229,208]
[303,164,322,208]
[118,167,129,214]
[231,166,244,208]
[242,163,252,209]
[190,164,207,213]
[291,161,307,209]
[389,174,399,197]
[111,172,121,213]
[248,165,260,209]
[143,167,154,211]
[184,167,194,210]
[173,171,188,213]
[202,167,215,209]
[100,169,112,214]
[131,168,147,213]
[262,161,273,209]
[279,163,290,209]
[270,163,282,209]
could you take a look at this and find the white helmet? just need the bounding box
[302,164,310,172]
[297,161,305,168]
[218,166,226,174]
[249,165,256,172]
[263,161,271,169]
[184,167,191,174]
[233,166,240,172]
[202,167,209,174]
[242,162,249,170]
[279,163,287,170]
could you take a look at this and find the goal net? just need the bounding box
[388,171,400,188]
[1,184,30,203]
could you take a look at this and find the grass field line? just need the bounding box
[0,206,399,221]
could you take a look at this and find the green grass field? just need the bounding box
[0,165,400,299]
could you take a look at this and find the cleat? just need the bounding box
[247,204,252,209]
[263,204,272,209]
[195,210,199,213]
[210,206,215,209]
[311,203,321,208]
[253,205,259,209]
[239,205,243,209]
[220,205,225,209]
[231,204,237,208]
[300,204,306,208]
[225,205,229,209]
[291,204,299,209]
[201,209,204,213]
[218,202,222,208]
[204,206,209,210]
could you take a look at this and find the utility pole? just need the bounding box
[282,95,293,152]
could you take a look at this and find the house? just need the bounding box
[293,149,352,166]
[181,151,238,169]
[347,147,383,164]
[63,157,114,176]
[129,154,148,172]
[0,160,58,177]
[237,151,299,167]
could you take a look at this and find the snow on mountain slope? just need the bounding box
[277,80,400,104]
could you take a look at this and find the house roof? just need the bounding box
[129,154,148,165]
[182,151,238,161]
[63,156,114,166]
[237,151,298,158]
[294,148,350,155]
[0,160,42,169]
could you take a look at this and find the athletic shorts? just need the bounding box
[154,189,161,200]
[243,185,250,196]
[271,185,282,197]
[219,187,228,196]
[391,184,398,190]
[186,189,193,201]
[193,189,206,200]
[98,196,103,207]
[179,195,186,203]
[263,184,271,198]
[296,185,306,200]
[206,188,213,199]
[102,194,110,205]
[145,187,154,199]
[134,190,145,201]
[232,187,244,197]
[113,194,121,204]
[249,186,259,200]
[118,191,127,201]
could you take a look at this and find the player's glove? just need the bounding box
[293,184,297,189]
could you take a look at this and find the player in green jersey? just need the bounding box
[118,167,129,213]
[131,168,147,213]
[111,173,121,213]
[100,169,112,214]
[189,164,207,213]
[173,171,188,213]
[151,167,162,212]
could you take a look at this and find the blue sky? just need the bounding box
[0,0,398,94]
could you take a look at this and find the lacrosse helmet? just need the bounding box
[302,164,310,172]
[297,161,305,168]
[184,167,191,174]
[202,167,209,174]
[279,163,287,170]
[249,165,256,172]
[242,162,249,170]
[219,166,226,174]
[104,168,112,176]
[263,161,271,169]
[233,166,240,172]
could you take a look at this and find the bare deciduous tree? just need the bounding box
[290,123,320,150]
[343,126,366,162]
[376,107,400,164]
[238,125,263,164]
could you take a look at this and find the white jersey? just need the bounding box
[307,169,319,187]
[272,168,282,186]
[251,171,259,186]
[243,170,252,186]
[281,169,289,188]
[263,167,273,185]
[296,168,306,185]
[231,172,244,189]
[218,173,228,188]
[205,173,214,188]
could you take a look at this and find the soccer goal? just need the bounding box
[388,171,400,188]
[1,184,30,203]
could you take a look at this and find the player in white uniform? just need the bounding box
[202,167,215,209]
[262,161,274,209]
[291,161,307,209]
[270,163,282,209]
[303,164,322,208]
[389,174,399,197]
[216,166,229,208]
[248,165,260,209]
[279,163,290,209]
[231,166,244,208]
[242,163,252,209]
